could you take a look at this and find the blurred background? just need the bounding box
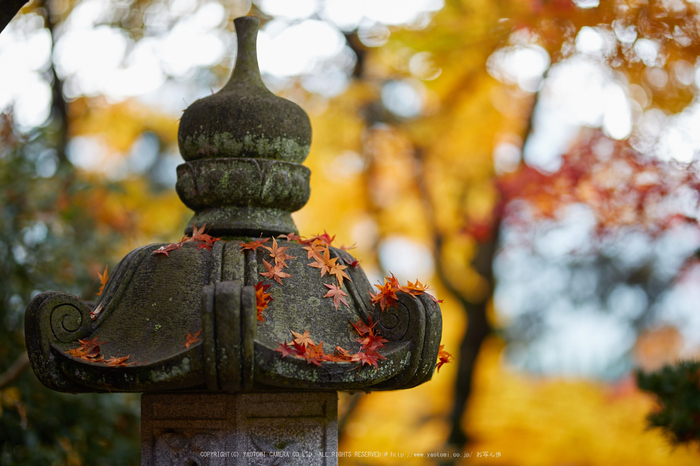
[3,0,700,464]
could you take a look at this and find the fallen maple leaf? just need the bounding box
[351,349,385,371]
[263,237,296,266]
[356,333,389,352]
[183,330,202,348]
[436,344,454,372]
[65,336,107,362]
[370,274,401,311]
[350,318,376,337]
[95,265,109,296]
[323,283,349,310]
[260,259,292,284]
[291,330,314,347]
[151,243,181,257]
[400,279,442,303]
[303,238,326,261]
[275,341,296,357]
[189,223,221,249]
[104,355,131,367]
[328,260,350,287]
[278,232,303,242]
[240,237,270,251]
[254,282,273,323]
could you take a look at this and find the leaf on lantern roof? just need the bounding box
[291,329,314,347]
[260,259,292,284]
[183,329,202,348]
[240,237,270,251]
[369,273,401,311]
[350,318,376,337]
[400,279,442,303]
[275,341,296,358]
[278,232,303,242]
[104,355,132,367]
[263,237,296,267]
[323,283,349,310]
[254,282,273,323]
[302,238,326,261]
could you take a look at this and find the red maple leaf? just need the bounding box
[183,329,202,348]
[275,341,296,358]
[240,237,270,251]
[95,265,109,296]
[260,259,292,284]
[351,349,385,371]
[323,283,349,310]
[357,333,389,352]
[350,318,376,337]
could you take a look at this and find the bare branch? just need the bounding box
[0,352,29,389]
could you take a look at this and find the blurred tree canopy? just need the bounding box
[3,0,700,464]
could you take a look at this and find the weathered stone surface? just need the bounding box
[141,391,338,466]
[177,17,311,164]
[175,17,312,236]
[25,239,442,393]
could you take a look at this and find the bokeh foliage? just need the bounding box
[4,0,700,464]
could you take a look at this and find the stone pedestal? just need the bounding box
[141,391,338,466]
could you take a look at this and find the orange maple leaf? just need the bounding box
[254,282,273,323]
[323,283,349,310]
[240,237,270,251]
[291,330,314,347]
[303,238,326,261]
[400,279,442,303]
[104,355,131,367]
[263,237,296,266]
[65,336,107,361]
[436,344,453,372]
[370,274,400,311]
[95,265,109,296]
[183,329,202,348]
[328,260,350,287]
[260,259,292,284]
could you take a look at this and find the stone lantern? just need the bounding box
[25,17,443,465]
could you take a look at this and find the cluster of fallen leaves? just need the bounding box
[275,318,389,370]
[64,336,132,367]
[152,224,221,257]
[370,273,442,311]
[90,228,453,373]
